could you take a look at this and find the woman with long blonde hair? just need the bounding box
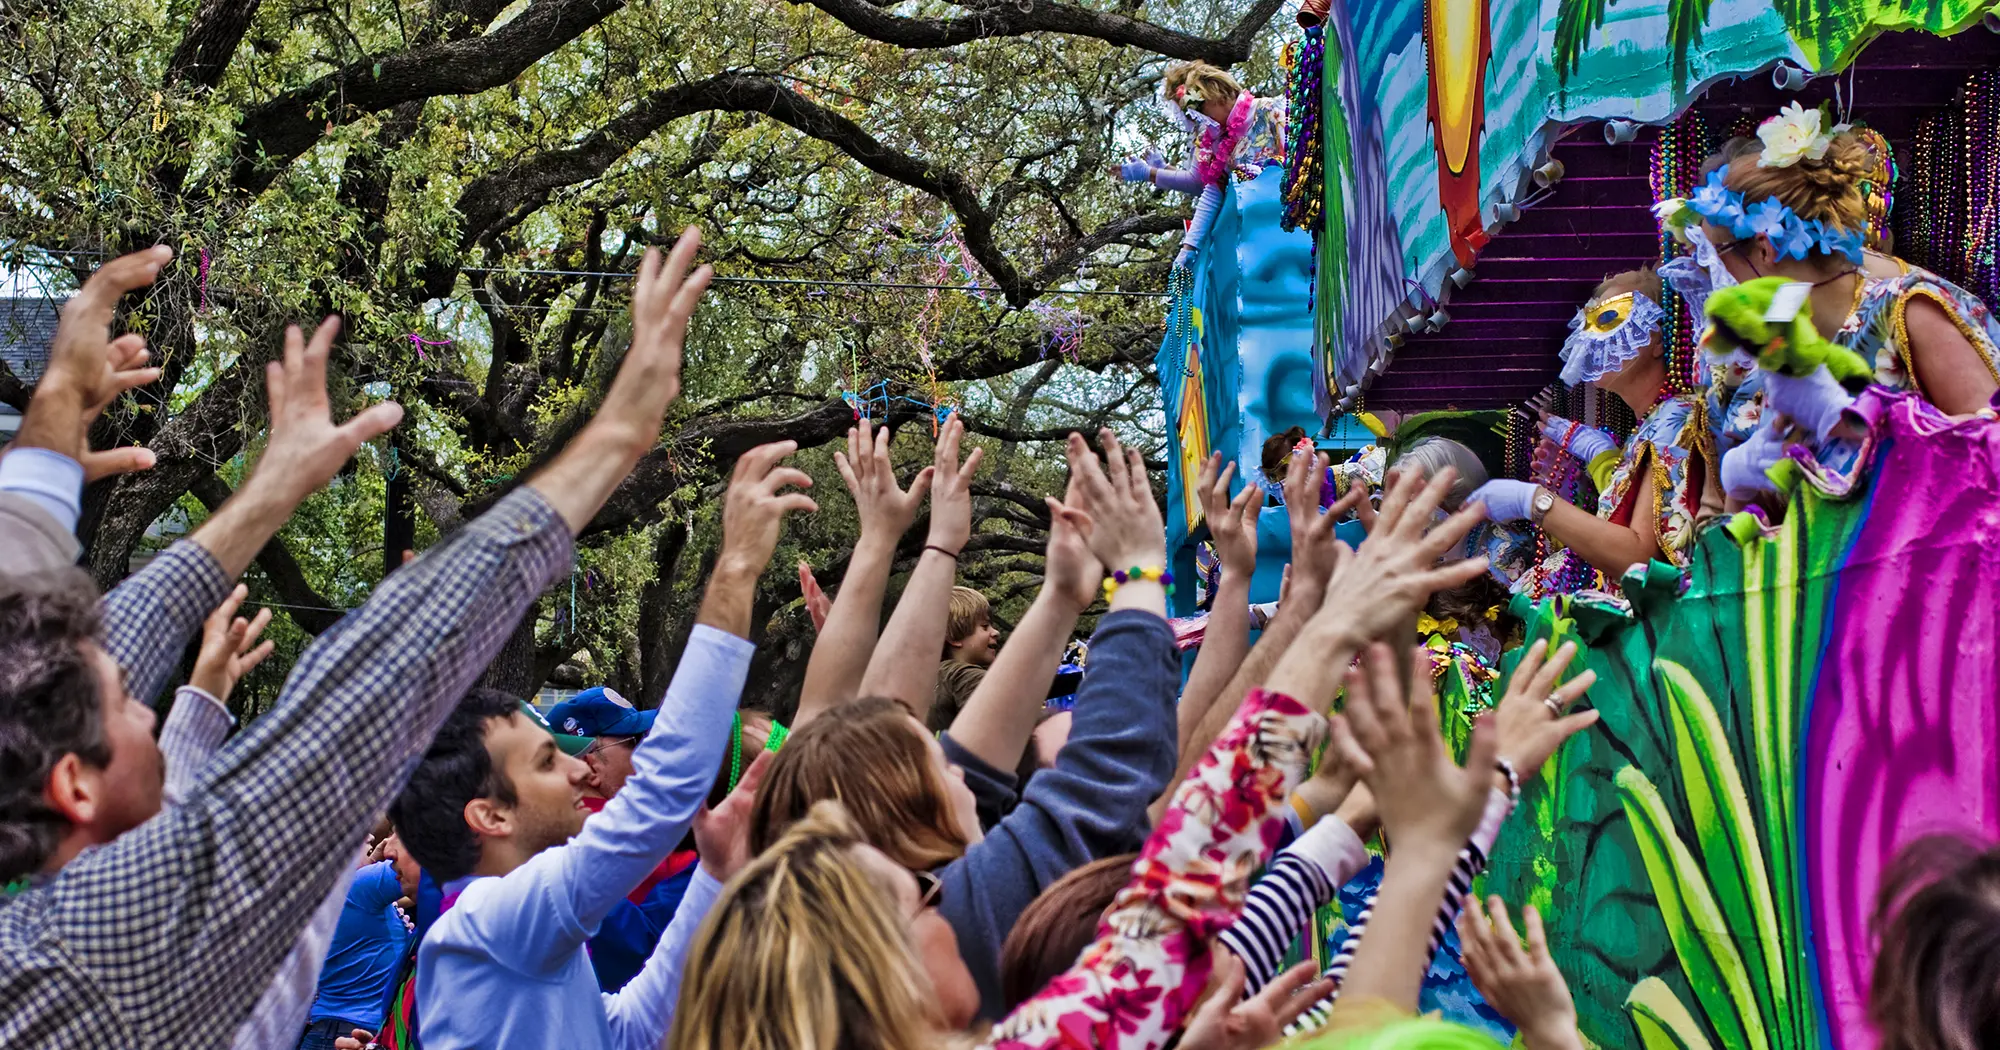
[749,430,1179,1024]
[671,802,952,1050]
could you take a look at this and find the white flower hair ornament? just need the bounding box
[1652,197,1695,245]
[1559,289,1665,386]
[1757,102,1850,169]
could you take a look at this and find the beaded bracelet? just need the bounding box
[1102,565,1175,601]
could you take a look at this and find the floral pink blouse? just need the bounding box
[980,688,1325,1050]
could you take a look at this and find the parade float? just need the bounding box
[1155,0,2000,1043]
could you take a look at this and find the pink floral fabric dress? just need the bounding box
[979,688,1326,1050]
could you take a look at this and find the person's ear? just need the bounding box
[1753,234,1778,270]
[43,752,102,828]
[464,796,512,840]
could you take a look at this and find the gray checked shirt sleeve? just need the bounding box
[30,486,573,1046]
[99,541,233,706]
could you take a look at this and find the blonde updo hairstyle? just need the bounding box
[670,801,942,1050]
[1163,61,1244,112]
[1721,130,1874,242]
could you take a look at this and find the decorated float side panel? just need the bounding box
[1233,167,1326,483]
[1483,394,2000,1050]
[1162,170,1322,605]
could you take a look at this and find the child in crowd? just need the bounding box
[930,585,1001,731]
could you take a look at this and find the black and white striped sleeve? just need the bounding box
[1216,814,1369,994]
[1284,789,1516,1036]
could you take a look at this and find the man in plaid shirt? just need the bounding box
[0,230,716,1048]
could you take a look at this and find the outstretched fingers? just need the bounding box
[735,439,803,482]
[63,246,171,343]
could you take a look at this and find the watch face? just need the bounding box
[1535,493,1554,511]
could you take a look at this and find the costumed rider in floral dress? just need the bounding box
[1115,61,1287,271]
[1469,269,1718,599]
[1655,104,2000,505]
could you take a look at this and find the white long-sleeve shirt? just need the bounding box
[415,625,752,1050]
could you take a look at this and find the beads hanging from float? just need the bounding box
[1650,111,1712,397]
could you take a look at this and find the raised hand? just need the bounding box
[798,561,832,632]
[14,246,169,480]
[700,440,816,638]
[1283,448,1366,609]
[597,228,711,449]
[1196,452,1260,577]
[1460,897,1586,1050]
[833,415,932,541]
[187,583,276,704]
[695,750,773,881]
[1319,466,1488,645]
[1041,472,1104,613]
[1051,428,1163,575]
[1493,638,1598,781]
[924,413,983,554]
[1345,643,1498,856]
[718,441,818,579]
[1178,957,1336,1050]
[1291,714,1374,823]
[245,317,404,506]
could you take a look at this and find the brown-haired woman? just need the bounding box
[1686,109,2000,414]
[749,432,1181,1023]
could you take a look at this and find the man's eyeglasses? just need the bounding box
[582,735,641,757]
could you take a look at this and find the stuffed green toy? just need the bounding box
[1701,276,1873,387]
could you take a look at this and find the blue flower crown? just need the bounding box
[1684,168,1864,265]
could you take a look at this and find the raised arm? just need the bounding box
[1171,454,1260,751]
[102,313,402,705]
[978,465,1491,1050]
[943,471,1099,772]
[1,247,166,574]
[475,442,812,975]
[1150,450,1363,823]
[794,416,931,728]
[50,229,714,1039]
[158,585,273,806]
[1320,644,1501,1017]
[602,745,774,1049]
[857,414,982,724]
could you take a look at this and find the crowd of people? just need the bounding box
[2,118,1997,1048]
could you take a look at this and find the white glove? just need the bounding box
[1469,479,1539,523]
[1721,421,1787,499]
[1541,416,1618,463]
[1762,364,1855,442]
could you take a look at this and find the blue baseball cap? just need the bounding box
[547,687,655,744]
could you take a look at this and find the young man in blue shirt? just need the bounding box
[547,686,699,992]
[387,440,815,1050]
